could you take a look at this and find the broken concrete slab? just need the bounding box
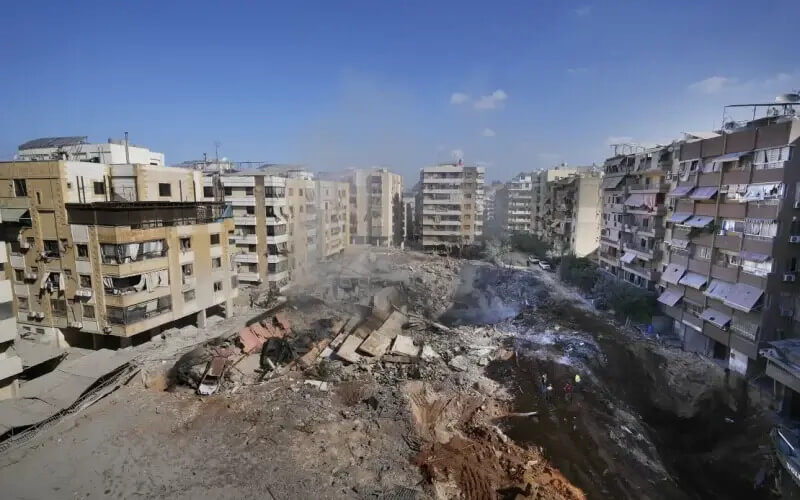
[336,335,364,364]
[448,355,470,372]
[304,380,329,391]
[298,339,331,368]
[390,334,419,357]
[421,345,441,361]
[358,330,393,357]
[383,354,412,364]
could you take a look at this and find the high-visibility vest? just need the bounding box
[574,374,581,384]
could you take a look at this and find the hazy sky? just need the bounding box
[1,0,798,184]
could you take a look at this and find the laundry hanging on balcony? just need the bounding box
[741,183,784,202]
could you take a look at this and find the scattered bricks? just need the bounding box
[298,339,332,368]
[273,311,291,331]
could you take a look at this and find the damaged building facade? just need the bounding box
[495,173,533,233]
[418,163,485,251]
[540,170,602,258]
[599,145,677,290]
[530,165,581,240]
[0,158,239,350]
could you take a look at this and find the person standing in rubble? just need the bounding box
[546,383,553,404]
[540,373,548,397]
[574,373,581,392]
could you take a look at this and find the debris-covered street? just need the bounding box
[0,247,778,499]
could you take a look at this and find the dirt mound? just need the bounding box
[405,381,585,499]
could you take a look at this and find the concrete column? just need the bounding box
[197,308,207,328]
[224,298,234,319]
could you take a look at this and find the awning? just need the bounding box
[667,212,692,223]
[704,279,734,301]
[711,152,747,163]
[684,215,714,228]
[668,186,693,197]
[620,252,637,264]
[624,194,644,207]
[0,208,30,223]
[678,271,707,289]
[669,238,691,249]
[700,308,732,329]
[739,251,770,262]
[723,283,763,313]
[662,264,686,285]
[690,187,718,200]
[602,175,625,190]
[657,289,684,307]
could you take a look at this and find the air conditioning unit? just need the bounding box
[69,321,83,329]
[24,272,37,281]
[35,312,45,320]
[789,236,800,243]
[19,240,30,249]
[783,273,797,283]
[74,288,92,298]
[27,311,36,318]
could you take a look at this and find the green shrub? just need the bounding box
[508,232,549,257]
[558,254,600,293]
[592,275,657,323]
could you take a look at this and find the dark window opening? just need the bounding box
[93,181,106,195]
[158,183,171,196]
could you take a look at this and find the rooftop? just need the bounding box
[18,136,88,150]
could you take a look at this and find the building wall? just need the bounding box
[0,207,21,400]
[286,177,316,282]
[316,180,350,258]
[18,142,164,166]
[419,164,485,250]
[573,174,602,257]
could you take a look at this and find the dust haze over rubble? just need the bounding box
[0,246,777,499]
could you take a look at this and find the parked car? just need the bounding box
[527,256,540,266]
[538,260,553,271]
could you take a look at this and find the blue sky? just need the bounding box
[1,0,798,183]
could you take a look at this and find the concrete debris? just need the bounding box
[448,355,470,372]
[390,334,419,358]
[238,312,292,353]
[336,335,364,364]
[303,380,330,391]
[420,345,441,361]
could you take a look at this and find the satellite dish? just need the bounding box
[775,93,800,103]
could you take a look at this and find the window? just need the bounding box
[17,297,28,311]
[231,276,238,289]
[75,244,89,259]
[14,269,24,282]
[180,237,191,251]
[51,299,67,316]
[248,244,257,252]
[82,304,95,319]
[36,192,41,204]
[93,181,106,195]
[224,187,233,196]
[203,186,214,197]
[158,183,171,197]
[210,234,220,245]
[14,179,27,197]
[183,289,196,302]
[43,240,60,257]
[721,219,745,234]
[182,263,193,278]
[787,257,798,273]
[288,188,294,196]
[213,281,223,292]
[212,257,222,268]
[245,187,254,196]
[246,206,255,215]
[299,189,304,196]
[745,218,778,239]
[754,146,791,170]
[79,274,92,288]
[695,246,712,261]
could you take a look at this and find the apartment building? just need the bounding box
[16,136,164,166]
[656,105,800,383]
[205,172,296,291]
[402,192,417,244]
[504,173,533,233]
[316,180,350,258]
[494,185,509,232]
[418,163,485,251]
[286,171,317,282]
[0,160,238,349]
[531,165,580,238]
[541,171,602,257]
[0,211,21,399]
[599,145,676,290]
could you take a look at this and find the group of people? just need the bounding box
[540,372,581,404]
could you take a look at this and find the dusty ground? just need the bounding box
[0,246,779,499]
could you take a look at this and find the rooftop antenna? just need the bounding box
[214,141,221,163]
[124,131,130,164]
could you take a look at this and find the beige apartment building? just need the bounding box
[500,173,533,233]
[531,165,581,239]
[418,163,485,251]
[0,160,238,349]
[316,179,350,258]
[286,172,318,281]
[541,171,602,257]
[599,145,677,290]
[0,211,21,399]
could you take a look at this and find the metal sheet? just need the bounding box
[724,283,763,313]
[678,272,707,289]
[684,215,714,228]
[690,187,718,200]
[661,264,687,285]
[669,238,691,249]
[601,175,625,190]
[700,308,731,329]
[657,289,683,307]
[620,252,637,264]
[667,212,692,223]
[668,186,694,197]
[18,136,87,150]
[739,251,770,262]
[0,208,30,223]
[704,279,734,301]
[624,194,645,207]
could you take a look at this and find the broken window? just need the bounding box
[51,298,67,316]
[14,179,27,197]
[93,181,106,195]
[182,263,193,282]
[76,244,89,259]
[210,234,220,245]
[43,240,60,258]
[82,304,95,319]
[203,186,214,197]
[14,269,24,282]
[79,274,92,288]
[212,257,222,268]
[107,296,172,325]
[183,289,196,302]
[17,297,28,310]
[213,281,223,292]
[101,240,166,264]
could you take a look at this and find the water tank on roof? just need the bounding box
[775,93,800,103]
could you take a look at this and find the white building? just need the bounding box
[418,163,485,251]
[0,208,21,400]
[17,136,164,166]
[505,173,533,233]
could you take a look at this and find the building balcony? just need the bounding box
[105,284,171,308]
[622,262,659,282]
[267,254,288,264]
[267,270,289,282]
[623,243,659,261]
[266,217,287,226]
[234,215,257,225]
[627,206,666,216]
[233,234,259,245]
[635,226,665,238]
[628,182,670,193]
[266,234,289,244]
[107,296,172,327]
[101,256,169,277]
[599,253,619,266]
[235,253,259,263]
[237,272,262,283]
[226,196,256,207]
[0,354,23,381]
[263,197,288,207]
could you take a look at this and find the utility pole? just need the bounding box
[124,131,130,164]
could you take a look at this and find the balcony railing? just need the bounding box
[107,296,172,325]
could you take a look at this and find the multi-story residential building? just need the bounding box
[286,171,317,282]
[16,136,164,166]
[656,103,799,383]
[0,211,22,399]
[418,163,485,251]
[402,191,417,245]
[531,165,580,239]
[494,185,509,233]
[599,145,676,290]
[0,160,238,349]
[316,180,350,259]
[504,173,533,233]
[541,171,602,257]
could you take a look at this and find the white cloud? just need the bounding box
[450,92,470,105]
[575,5,591,16]
[473,89,508,110]
[450,149,464,160]
[482,128,496,137]
[606,136,633,145]
[688,76,737,94]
